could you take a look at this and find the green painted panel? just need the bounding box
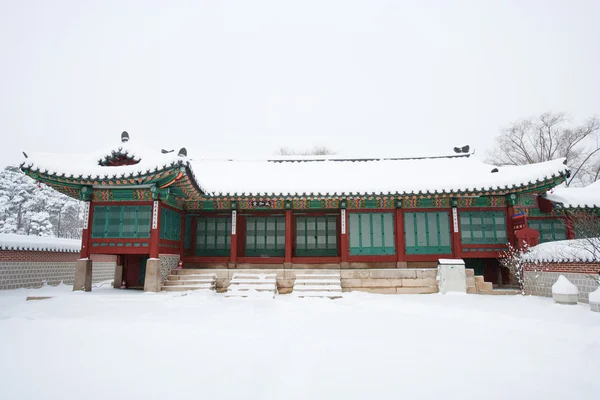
[404,212,452,254]
[459,211,507,245]
[91,205,151,239]
[195,216,231,256]
[160,207,182,241]
[528,219,567,243]
[184,215,192,250]
[295,216,338,257]
[112,189,134,200]
[309,200,322,209]
[245,216,285,257]
[349,212,395,255]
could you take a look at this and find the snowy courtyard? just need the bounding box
[0,285,598,400]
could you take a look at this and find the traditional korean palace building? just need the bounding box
[21,132,595,293]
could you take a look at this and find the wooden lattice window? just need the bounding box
[528,219,567,243]
[196,217,231,256]
[295,215,338,257]
[245,216,286,257]
[184,215,193,250]
[404,212,452,254]
[91,206,151,239]
[160,208,182,241]
[459,211,507,245]
[349,212,395,255]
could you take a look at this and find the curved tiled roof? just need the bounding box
[522,238,600,263]
[544,181,600,209]
[20,135,570,199]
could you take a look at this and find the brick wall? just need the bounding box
[0,250,117,291]
[523,261,600,303]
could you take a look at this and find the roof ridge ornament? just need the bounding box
[121,131,130,143]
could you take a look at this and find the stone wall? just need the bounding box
[524,262,600,303]
[159,254,180,282]
[0,251,116,291]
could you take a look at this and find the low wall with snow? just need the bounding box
[0,252,117,290]
[524,263,599,303]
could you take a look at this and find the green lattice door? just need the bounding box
[245,216,286,257]
[404,212,452,254]
[196,217,231,256]
[459,211,507,244]
[528,219,567,242]
[348,212,395,255]
[295,215,338,256]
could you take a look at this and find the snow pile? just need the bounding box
[522,238,600,263]
[0,287,599,399]
[545,181,600,208]
[589,287,600,303]
[552,275,579,295]
[0,233,80,252]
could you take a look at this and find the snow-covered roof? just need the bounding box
[0,234,81,253]
[544,181,600,209]
[190,156,568,196]
[522,238,600,263]
[22,140,187,182]
[21,134,570,198]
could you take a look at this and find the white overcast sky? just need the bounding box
[1,0,599,167]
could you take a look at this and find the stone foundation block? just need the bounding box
[466,277,475,288]
[349,262,396,269]
[416,269,437,278]
[114,264,124,288]
[341,279,363,288]
[73,259,92,292]
[143,259,162,292]
[396,287,438,294]
[370,269,416,279]
[402,278,437,287]
[345,287,397,294]
[277,279,295,289]
[396,261,408,268]
[340,270,370,279]
[278,287,293,295]
[465,269,475,277]
[360,278,404,288]
[467,286,478,294]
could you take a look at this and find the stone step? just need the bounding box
[293,285,342,292]
[167,274,216,281]
[294,279,341,285]
[172,269,218,275]
[229,278,277,284]
[228,284,277,291]
[164,281,215,287]
[293,291,343,299]
[231,273,277,280]
[162,285,214,292]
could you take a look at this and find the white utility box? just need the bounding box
[437,259,467,294]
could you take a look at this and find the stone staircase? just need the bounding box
[292,271,343,299]
[224,273,278,298]
[466,270,519,295]
[162,270,216,292]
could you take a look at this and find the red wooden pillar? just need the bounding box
[451,207,461,259]
[506,204,517,246]
[395,208,406,264]
[230,210,238,266]
[149,200,161,259]
[80,201,94,259]
[284,210,293,267]
[565,215,575,240]
[340,209,349,265]
[179,211,186,259]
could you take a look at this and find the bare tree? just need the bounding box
[275,146,336,156]
[487,112,600,186]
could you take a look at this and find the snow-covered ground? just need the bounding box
[0,285,598,400]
